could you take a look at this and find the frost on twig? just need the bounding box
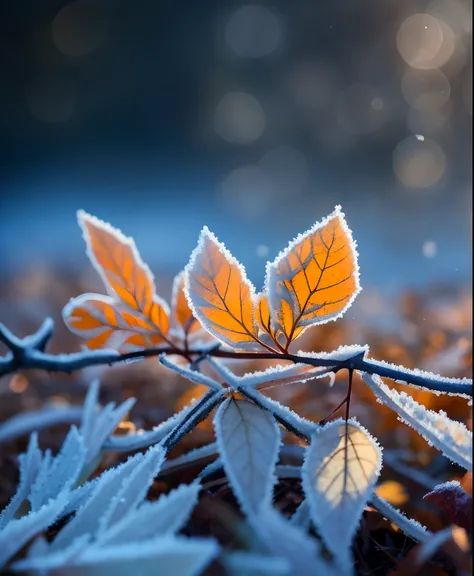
[361,373,472,471]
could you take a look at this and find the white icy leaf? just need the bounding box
[302,418,382,565]
[0,491,70,567]
[249,507,343,576]
[0,433,42,528]
[80,379,136,465]
[93,481,200,547]
[361,372,472,471]
[0,405,83,446]
[51,450,147,550]
[99,445,164,531]
[222,551,290,575]
[214,397,281,515]
[14,536,219,576]
[29,426,85,511]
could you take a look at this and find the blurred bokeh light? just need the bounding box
[0,0,471,307]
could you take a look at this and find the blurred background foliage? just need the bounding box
[0,0,472,542]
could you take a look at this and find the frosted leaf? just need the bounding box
[214,397,281,515]
[184,226,262,351]
[80,380,136,465]
[302,418,382,565]
[0,433,42,527]
[30,426,85,511]
[0,491,70,567]
[51,451,147,550]
[0,405,83,446]
[423,480,472,530]
[222,551,290,575]
[99,445,164,531]
[13,536,219,576]
[361,373,472,470]
[93,482,200,547]
[249,507,342,576]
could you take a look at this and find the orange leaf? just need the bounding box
[185,227,262,350]
[171,271,200,335]
[62,211,170,350]
[266,206,360,347]
[63,294,169,351]
[78,211,158,317]
[254,293,281,346]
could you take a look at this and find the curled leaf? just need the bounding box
[63,212,170,350]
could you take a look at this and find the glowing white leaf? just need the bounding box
[361,373,472,471]
[214,397,281,515]
[302,418,382,562]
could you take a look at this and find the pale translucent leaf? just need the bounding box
[14,536,219,576]
[30,426,85,511]
[0,491,70,567]
[93,481,200,547]
[99,445,164,531]
[0,433,42,527]
[361,373,472,470]
[51,451,147,550]
[302,418,382,562]
[214,397,281,515]
[249,507,342,576]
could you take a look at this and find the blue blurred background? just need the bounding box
[0,0,472,303]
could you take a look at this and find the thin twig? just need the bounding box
[0,320,471,396]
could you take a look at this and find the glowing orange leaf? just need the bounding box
[266,206,360,347]
[185,227,262,350]
[63,295,169,351]
[62,211,170,350]
[171,271,200,335]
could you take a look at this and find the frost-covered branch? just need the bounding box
[0,320,471,397]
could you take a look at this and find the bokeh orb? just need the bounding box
[401,69,451,111]
[225,5,283,58]
[393,136,446,188]
[52,0,106,57]
[213,92,266,145]
[396,14,455,70]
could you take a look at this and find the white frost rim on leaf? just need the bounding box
[264,205,361,335]
[184,226,261,350]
